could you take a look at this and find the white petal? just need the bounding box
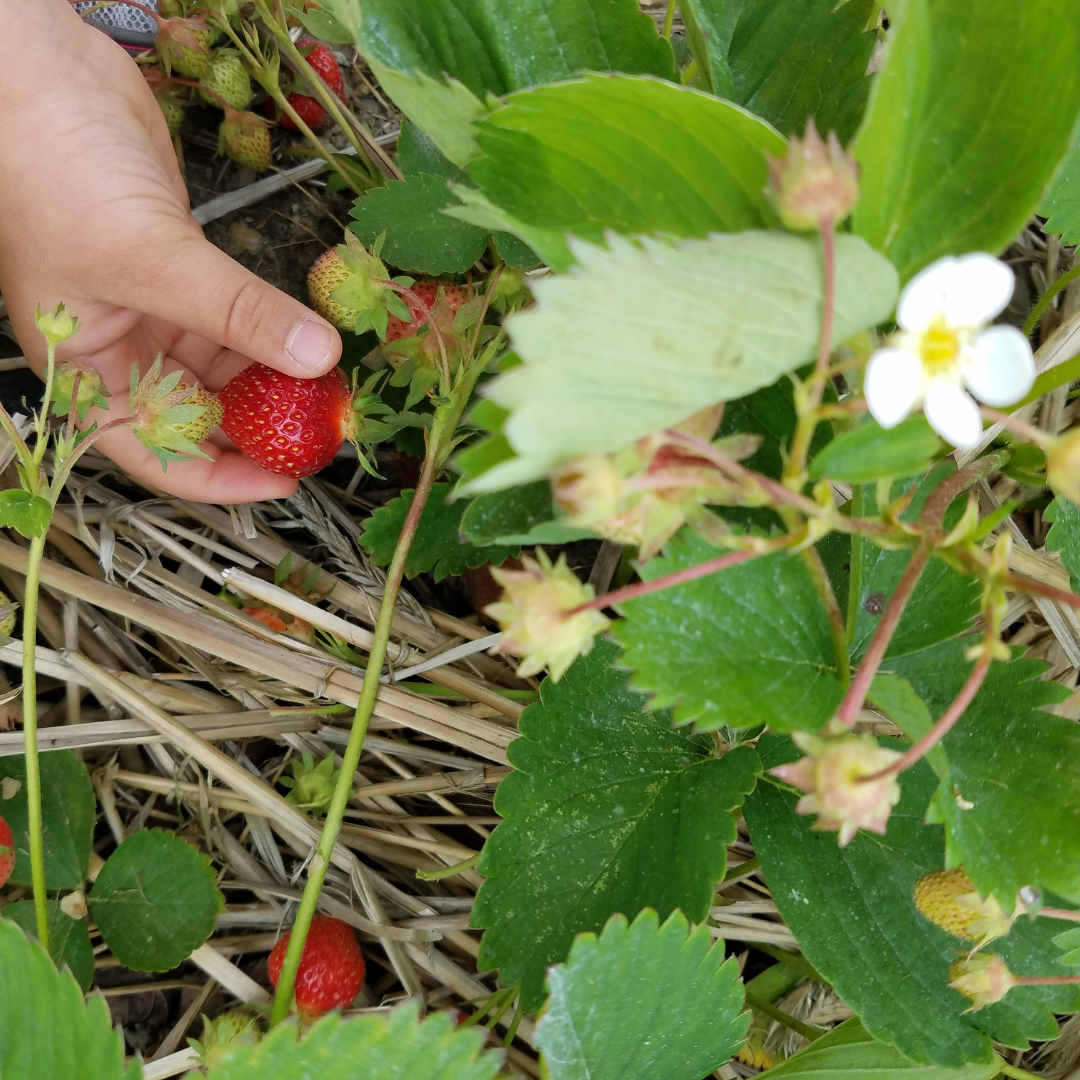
[897,257,960,332]
[924,380,983,449]
[864,347,923,429]
[964,325,1035,406]
[940,253,1015,327]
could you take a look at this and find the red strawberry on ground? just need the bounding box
[267,914,365,1017]
[265,40,345,132]
[385,281,469,342]
[218,363,351,478]
[0,815,15,887]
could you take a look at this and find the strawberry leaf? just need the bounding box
[1044,496,1080,590]
[1041,143,1080,246]
[0,490,52,540]
[680,0,876,142]
[537,910,748,1080]
[1055,927,1080,968]
[853,0,1080,282]
[0,750,94,890]
[204,1004,500,1080]
[761,1019,1002,1080]
[885,639,1080,906]
[349,174,488,274]
[612,531,845,732]
[2,900,94,992]
[88,829,223,971]
[454,74,784,272]
[0,919,136,1080]
[746,736,1080,1066]
[473,642,760,1011]
[459,481,595,546]
[463,229,897,492]
[358,483,518,581]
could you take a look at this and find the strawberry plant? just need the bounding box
[10,0,1080,1078]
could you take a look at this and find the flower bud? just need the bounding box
[948,953,1017,1012]
[767,119,859,231]
[770,731,902,846]
[1046,429,1080,508]
[912,868,1021,946]
[485,550,610,681]
[552,455,626,527]
[35,303,80,346]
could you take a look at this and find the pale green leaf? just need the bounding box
[537,910,748,1080]
[853,0,1080,280]
[473,642,760,1011]
[747,737,1080,1065]
[762,1019,1001,1080]
[205,1004,499,1080]
[2,900,94,992]
[885,639,1080,906]
[453,74,785,270]
[679,0,876,141]
[0,750,94,890]
[810,416,943,484]
[0,490,52,539]
[0,919,136,1080]
[464,230,897,492]
[613,531,844,732]
[88,829,222,971]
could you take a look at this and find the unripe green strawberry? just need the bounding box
[157,94,187,135]
[307,247,360,330]
[200,50,251,110]
[217,110,272,171]
[912,868,1019,945]
[0,590,16,639]
[129,357,223,470]
[173,387,224,444]
[155,18,215,80]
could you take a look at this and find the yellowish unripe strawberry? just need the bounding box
[912,868,1020,946]
[217,110,272,171]
[307,247,361,330]
[948,953,1016,1012]
[200,50,251,111]
[0,591,16,639]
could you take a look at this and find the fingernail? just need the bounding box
[286,318,336,372]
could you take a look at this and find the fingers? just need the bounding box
[91,422,298,503]
[98,224,342,380]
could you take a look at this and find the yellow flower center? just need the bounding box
[919,315,960,374]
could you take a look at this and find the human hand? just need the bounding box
[0,0,341,502]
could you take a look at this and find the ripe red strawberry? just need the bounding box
[386,281,469,342]
[265,40,345,132]
[267,914,365,1017]
[219,363,351,478]
[0,815,15,888]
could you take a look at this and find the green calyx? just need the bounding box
[190,1008,264,1070]
[50,361,110,423]
[280,752,340,816]
[128,356,223,471]
[329,232,413,340]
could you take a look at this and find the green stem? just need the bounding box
[21,532,50,952]
[415,852,480,881]
[743,991,825,1042]
[1022,261,1080,338]
[998,1067,1044,1080]
[844,484,865,652]
[801,544,849,687]
[662,0,676,38]
[269,361,487,1026]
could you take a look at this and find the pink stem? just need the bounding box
[1040,907,1080,923]
[1014,976,1080,986]
[569,541,790,615]
[979,406,1050,448]
[861,648,991,781]
[835,541,933,726]
[1002,572,1080,611]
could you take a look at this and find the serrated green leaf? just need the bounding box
[885,639,1080,906]
[454,74,784,271]
[762,1018,1002,1080]
[458,481,594,546]
[853,0,1080,281]
[746,736,1080,1066]
[396,121,468,182]
[466,230,897,492]
[1041,143,1080,246]
[88,829,222,971]
[810,416,943,484]
[205,1004,499,1080]
[324,0,674,166]
[0,920,135,1080]
[1055,927,1080,967]
[287,3,354,43]
[537,910,748,1080]
[358,483,518,581]
[349,174,488,274]
[0,750,94,890]
[0,490,52,539]
[680,0,876,141]
[2,900,94,992]
[868,672,948,780]
[473,642,760,1011]
[612,531,845,732]
[1044,496,1080,591]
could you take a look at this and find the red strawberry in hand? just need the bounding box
[0,815,15,887]
[267,914,365,1017]
[386,281,469,342]
[266,40,345,132]
[218,364,351,478]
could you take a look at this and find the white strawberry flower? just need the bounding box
[864,254,1035,449]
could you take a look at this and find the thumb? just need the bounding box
[103,227,342,378]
